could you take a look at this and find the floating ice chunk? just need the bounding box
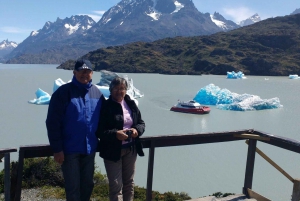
[227,71,246,79]
[289,74,299,79]
[53,78,67,92]
[28,88,51,105]
[95,85,110,98]
[29,74,143,105]
[97,70,144,98]
[193,83,282,111]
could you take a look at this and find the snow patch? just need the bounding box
[64,23,80,35]
[210,15,227,29]
[171,1,184,14]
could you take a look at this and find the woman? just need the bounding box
[97,76,145,201]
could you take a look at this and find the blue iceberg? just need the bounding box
[227,71,246,79]
[28,88,51,105]
[289,74,299,79]
[193,84,282,111]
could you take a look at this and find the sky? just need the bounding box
[0,0,299,44]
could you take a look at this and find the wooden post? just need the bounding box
[4,153,10,201]
[14,150,24,201]
[292,179,300,201]
[146,140,155,201]
[243,139,257,196]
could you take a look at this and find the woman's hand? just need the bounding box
[130,128,138,138]
[116,130,128,141]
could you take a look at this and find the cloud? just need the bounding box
[0,27,32,34]
[222,7,255,23]
[79,10,106,22]
[93,10,106,15]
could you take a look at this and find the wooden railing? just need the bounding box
[4,129,300,201]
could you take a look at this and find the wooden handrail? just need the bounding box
[10,129,300,201]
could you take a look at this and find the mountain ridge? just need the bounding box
[5,0,250,64]
[56,14,300,76]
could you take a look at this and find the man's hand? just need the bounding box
[54,151,64,165]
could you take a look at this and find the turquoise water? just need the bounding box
[0,64,300,200]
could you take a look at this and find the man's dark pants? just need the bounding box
[62,153,96,201]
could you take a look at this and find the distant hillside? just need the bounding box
[58,14,300,76]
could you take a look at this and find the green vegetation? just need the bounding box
[58,14,300,76]
[0,157,192,200]
[211,192,235,198]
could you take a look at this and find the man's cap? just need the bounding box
[74,59,93,71]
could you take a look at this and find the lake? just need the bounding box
[0,64,300,200]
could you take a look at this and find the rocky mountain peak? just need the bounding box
[210,12,240,31]
[31,15,96,40]
[291,8,300,15]
[238,13,261,27]
[0,39,18,50]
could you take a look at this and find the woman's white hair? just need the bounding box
[109,76,128,92]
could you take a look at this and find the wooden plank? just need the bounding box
[14,150,24,201]
[243,139,257,195]
[4,153,10,201]
[146,140,155,201]
[252,130,300,154]
[234,134,270,141]
[291,179,300,201]
[247,188,271,201]
[0,148,17,154]
[140,130,252,148]
[245,140,294,182]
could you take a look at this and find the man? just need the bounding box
[46,59,105,201]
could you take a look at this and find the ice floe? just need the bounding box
[193,83,282,111]
[227,71,246,79]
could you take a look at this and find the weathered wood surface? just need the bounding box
[292,179,300,201]
[0,148,17,154]
[247,189,271,201]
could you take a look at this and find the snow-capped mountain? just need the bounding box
[0,40,18,62]
[210,12,240,31]
[291,8,300,15]
[0,39,18,50]
[90,0,221,45]
[8,15,95,61]
[10,0,270,64]
[8,0,226,64]
[26,15,95,42]
[238,13,261,27]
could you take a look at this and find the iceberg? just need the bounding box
[289,74,299,79]
[28,88,51,105]
[193,83,283,111]
[28,70,144,105]
[97,70,144,98]
[227,71,246,79]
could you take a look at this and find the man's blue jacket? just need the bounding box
[46,76,104,155]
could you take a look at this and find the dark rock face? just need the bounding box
[155,0,176,13]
